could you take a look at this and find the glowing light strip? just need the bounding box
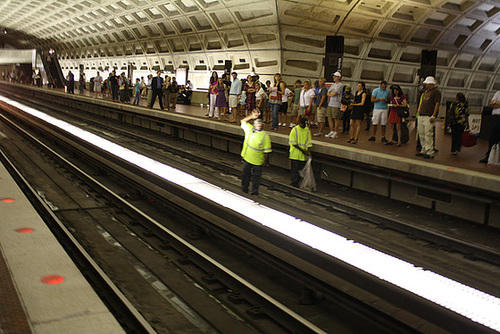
[2,96,499,332]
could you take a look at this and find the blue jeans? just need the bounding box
[133,91,140,105]
[271,103,281,129]
[242,160,263,195]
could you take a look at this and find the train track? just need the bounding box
[1,96,498,333]
[14,92,500,268]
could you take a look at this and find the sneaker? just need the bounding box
[289,123,296,128]
[313,132,323,137]
[325,131,334,138]
[381,137,388,143]
[278,123,282,126]
[282,123,287,127]
[368,136,376,141]
[332,132,339,139]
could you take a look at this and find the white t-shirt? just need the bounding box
[492,91,500,115]
[282,88,292,103]
[299,88,315,107]
[328,82,343,107]
[255,87,266,101]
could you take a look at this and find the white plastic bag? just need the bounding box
[488,144,500,166]
[299,157,316,192]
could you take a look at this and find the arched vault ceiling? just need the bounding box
[2,0,500,104]
[1,0,500,56]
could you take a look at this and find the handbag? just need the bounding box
[397,106,410,118]
[461,130,476,147]
[340,104,348,112]
[487,144,500,165]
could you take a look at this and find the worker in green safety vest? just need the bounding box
[240,109,272,196]
[289,117,312,187]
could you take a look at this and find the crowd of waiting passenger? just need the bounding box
[2,67,499,164]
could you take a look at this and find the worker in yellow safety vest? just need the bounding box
[289,117,312,187]
[240,109,272,195]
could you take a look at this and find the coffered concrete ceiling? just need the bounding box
[1,0,500,104]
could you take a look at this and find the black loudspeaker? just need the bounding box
[224,60,232,73]
[324,36,344,78]
[419,50,437,78]
[326,36,344,54]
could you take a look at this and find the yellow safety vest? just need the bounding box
[241,122,272,165]
[289,125,312,161]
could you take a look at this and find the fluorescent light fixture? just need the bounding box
[1,96,499,331]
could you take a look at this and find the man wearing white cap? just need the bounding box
[324,71,343,138]
[417,76,441,159]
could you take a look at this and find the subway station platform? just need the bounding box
[0,158,124,333]
[0,82,499,228]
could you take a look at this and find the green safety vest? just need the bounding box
[241,122,272,165]
[289,125,312,161]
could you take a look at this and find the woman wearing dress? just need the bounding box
[214,77,228,120]
[348,82,367,144]
[386,85,408,147]
[244,75,258,116]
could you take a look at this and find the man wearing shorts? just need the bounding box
[314,78,328,136]
[229,72,242,122]
[368,80,390,142]
[325,71,343,138]
[94,71,103,98]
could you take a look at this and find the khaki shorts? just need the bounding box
[327,106,341,119]
[311,104,317,115]
[229,95,239,108]
[317,106,327,123]
[288,104,299,116]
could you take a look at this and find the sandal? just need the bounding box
[395,143,402,147]
[385,141,394,145]
[352,139,358,144]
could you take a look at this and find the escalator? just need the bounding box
[38,49,66,88]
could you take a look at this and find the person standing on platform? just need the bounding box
[386,85,408,147]
[163,76,171,110]
[79,73,85,94]
[313,78,328,137]
[240,109,272,196]
[170,77,179,109]
[244,75,258,117]
[297,80,315,126]
[132,78,141,105]
[208,72,218,118]
[289,117,312,187]
[66,71,74,94]
[325,72,343,138]
[146,74,153,106]
[368,80,390,143]
[348,82,367,144]
[480,91,500,163]
[214,77,228,121]
[228,72,242,123]
[417,76,441,159]
[269,73,285,131]
[94,71,103,98]
[448,93,470,155]
[288,80,302,128]
[109,71,119,102]
[149,71,164,110]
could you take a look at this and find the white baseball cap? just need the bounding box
[333,71,342,78]
[423,76,437,85]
